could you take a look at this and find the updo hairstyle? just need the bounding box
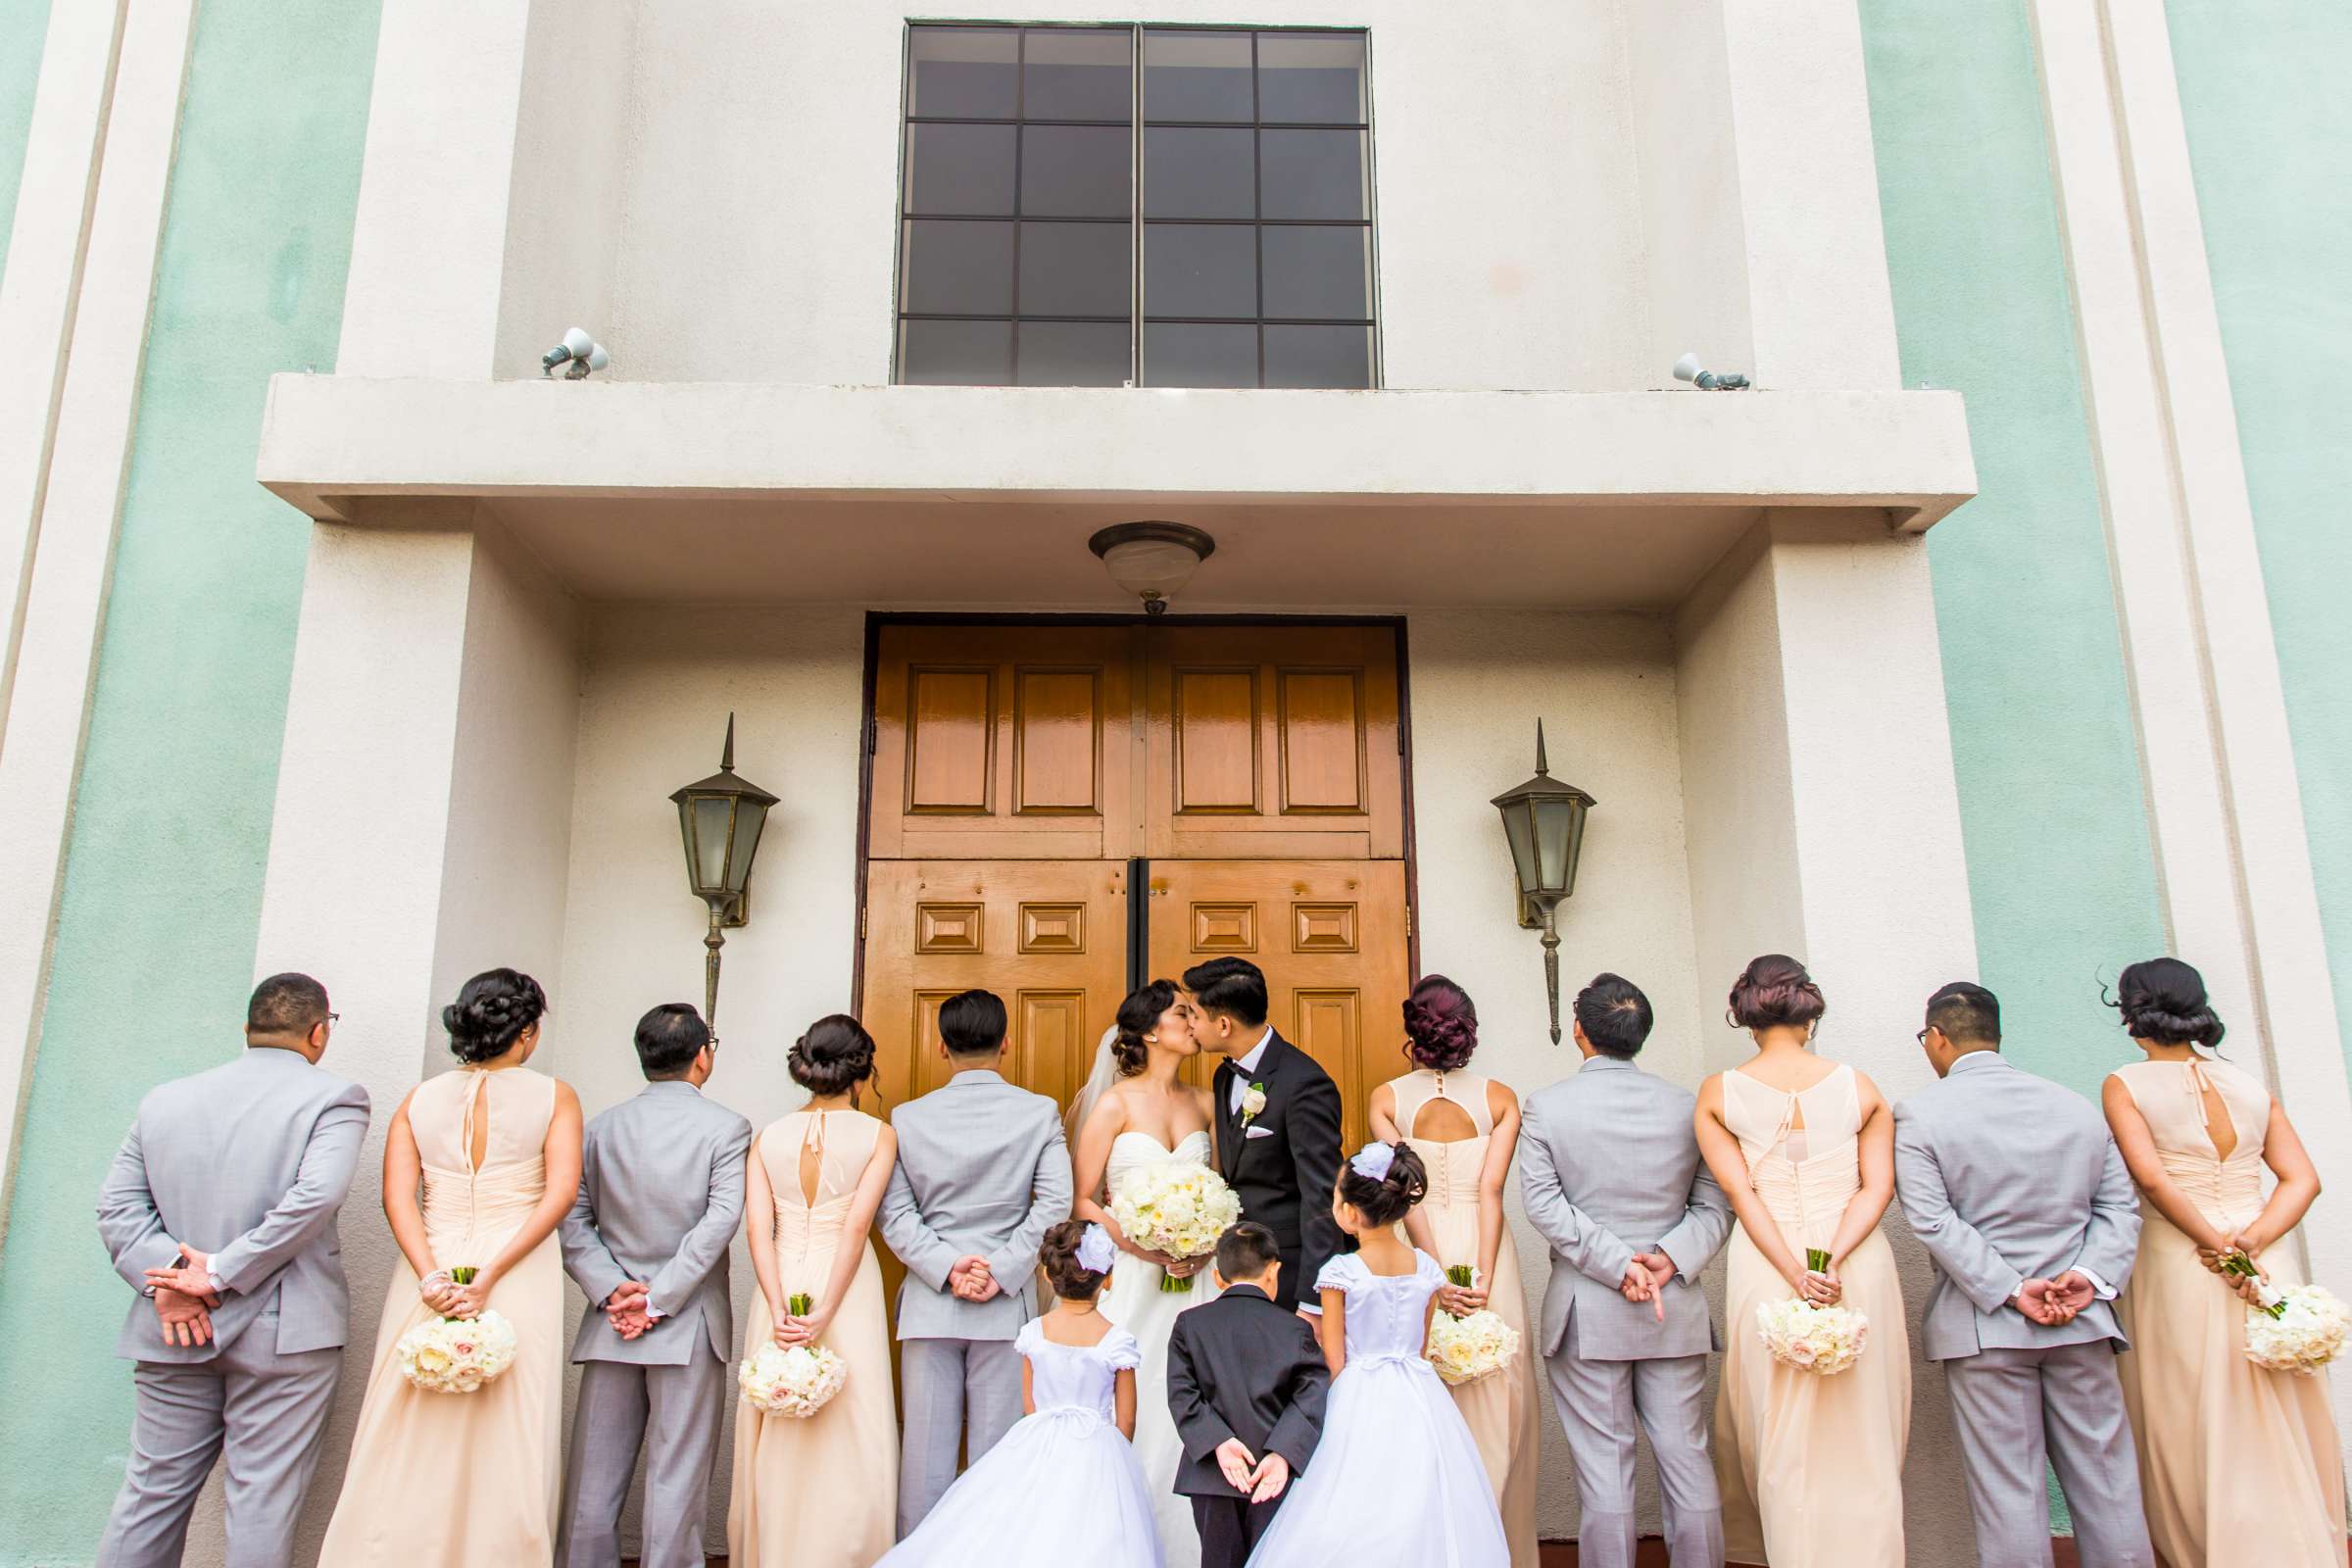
[1111,979,1182,1077]
[1403,974,1478,1073]
[443,968,548,1064]
[2105,957,2226,1050]
[789,1013,878,1097]
[1335,1141,1428,1229]
[1727,954,1826,1034]
[1039,1219,1108,1300]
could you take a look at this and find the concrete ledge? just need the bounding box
[257,375,1976,530]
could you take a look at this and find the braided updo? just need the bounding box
[1111,979,1182,1077]
[1727,954,1826,1034]
[1335,1141,1428,1229]
[442,968,548,1064]
[1403,974,1478,1072]
[2105,957,2226,1050]
[789,1014,878,1097]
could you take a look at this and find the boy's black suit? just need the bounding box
[1166,1283,1332,1568]
[1210,1031,1345,1310]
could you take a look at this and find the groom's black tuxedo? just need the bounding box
[1166,1283,1332,1568]
[1211,1031,1345,1311]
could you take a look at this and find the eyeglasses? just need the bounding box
[326,1012,341,1027]
[1915,1028,1931,1044]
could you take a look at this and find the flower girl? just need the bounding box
[1244,1143,1510,1568]
[879,1220,1164,1567]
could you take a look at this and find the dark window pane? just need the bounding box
[908,26,1018,118]
[1263,323,1372,388]
[1018,321,1129,386]
[1144,322,1258,387]
[1256,32,1367,123]
[1019,222,1130,317]
[1021,124,1130,217]
[1259,128,1367,220]
[1143,30,1253,122]
[1023,27,1132,121]
[904,122,1015,216]
[1144,223,1256,318]
[1261,225,1369,319]
[900,220,1014,314]
[901,318,1014,385]
[1144,126,1255,220]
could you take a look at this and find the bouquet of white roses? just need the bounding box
[396,1268,519,1394]
[739,1296,850,1417]
[1424,1263,1522,1385]
[2240,1280,2351,1376]
[1754,1250,1869,1376]
[1108,1160,1242,1293]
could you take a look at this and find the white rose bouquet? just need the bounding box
[740,1296,850,1417]
[1108,1160,1243,1293]
[2239,1279,2351,1376]
[396,1268,519,1394]
[1428,1267,1521,1386]
[1754,1250,1870,1376]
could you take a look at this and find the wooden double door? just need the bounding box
[859,622,1411,1150]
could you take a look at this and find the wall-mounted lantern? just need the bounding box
[669,713,777,1031]
[1491,721,1596,1045]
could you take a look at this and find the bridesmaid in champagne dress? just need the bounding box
[2099,957,2344,1565]
[728,1015,899,1567]
[1696,956,1908,1567]
[319,970,581,1565]
[1367,976,1539,1568]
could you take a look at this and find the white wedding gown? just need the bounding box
[1102,1129,1222,1568]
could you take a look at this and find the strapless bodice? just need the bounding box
[1105,1128,1212,1196]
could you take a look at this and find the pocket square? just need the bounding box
[1244,1124,1276,1140]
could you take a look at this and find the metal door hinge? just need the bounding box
[858,906,868,941]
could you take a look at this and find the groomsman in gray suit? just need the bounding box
[1895,982,2154,1568]
[1520,973,1732,1568]
[880,988,1072,1537]
[94,973,368,1568]
[557,1003,751,1568]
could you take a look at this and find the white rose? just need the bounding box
[1241,1085,1268,1119]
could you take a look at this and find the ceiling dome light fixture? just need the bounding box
[1088,521,1217,616]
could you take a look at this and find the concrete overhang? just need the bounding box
[257,376,1975,610]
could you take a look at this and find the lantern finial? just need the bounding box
[1535,719,1549,776]
[721,711,736,772]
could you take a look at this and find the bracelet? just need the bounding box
[418,1269,453,1298]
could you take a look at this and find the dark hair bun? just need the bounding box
[790,1014,878,1097]
[442,968,548,1063]
[1112,979,1181,1078]
[1336,1141,1428,1228]
[1039,1219,1108,1299]
[2106,957,2226,1050]
[1403,975,1478,1072]
[1728,954,1826,1033]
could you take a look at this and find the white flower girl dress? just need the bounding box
[1246,1250,1509,1568]
[879,1319,1163,1567]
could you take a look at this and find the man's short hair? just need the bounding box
[248,973,329,1038]
[939,989,1008,1056]
[1574,972,1653,1057]
[634,1003,710,1079]
[1214,1221,1283,1283]
[1183,956,1269,1028]
[1927,981,2001,1047]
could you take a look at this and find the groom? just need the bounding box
[1894,981,2154,1568]
[1187,956,1343,1315]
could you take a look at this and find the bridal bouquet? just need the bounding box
[740,1296,850,1417]
[1429,1269,1520,1386]
[1108,1162,1242,1293]
[2239,1279,2351,1376]
[396,1268,519,1394]
[1755,1250,1869,1376]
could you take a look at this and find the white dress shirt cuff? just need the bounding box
[2071,1267,2117,1301]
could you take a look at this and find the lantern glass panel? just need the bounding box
[1500,803,1539,896]
[1535,796,1577,893]
[691,798,733,893]
[724,803,769,895]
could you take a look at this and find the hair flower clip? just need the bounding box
[1076,1223,1119,1275]
[1349,1142,1397,1183]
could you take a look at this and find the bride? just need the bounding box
[1071,979,1222,1568]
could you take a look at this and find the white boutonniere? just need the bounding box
[1240,1082,1268,1126]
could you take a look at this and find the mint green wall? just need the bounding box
[0,0,380,1557]
[1859,0,2170,1099]
[0,0,55,277]
[2165,0,2352,1077]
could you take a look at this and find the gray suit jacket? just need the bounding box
[560,1080,753,1366]
[880,1069,1072,1341]
[1520,1055,1732,1361]
[1894,1050,2141,1361]
[97,1046,369,1362]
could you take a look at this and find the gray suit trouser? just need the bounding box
[897,1338,1023,1538]
[557,1352,728,1568]
[1545,1320,1724,1568]
[97,1314,340,1568]
[1943,1344,2154,1568]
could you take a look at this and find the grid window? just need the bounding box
[896,24,1376,389]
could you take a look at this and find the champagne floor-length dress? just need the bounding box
[1714,1063,1909,1566]
[318,1067,565,1565]
[1388,1069,1540,1568]
[727,1108,897,1567]
[2110,1057,2346,1565]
